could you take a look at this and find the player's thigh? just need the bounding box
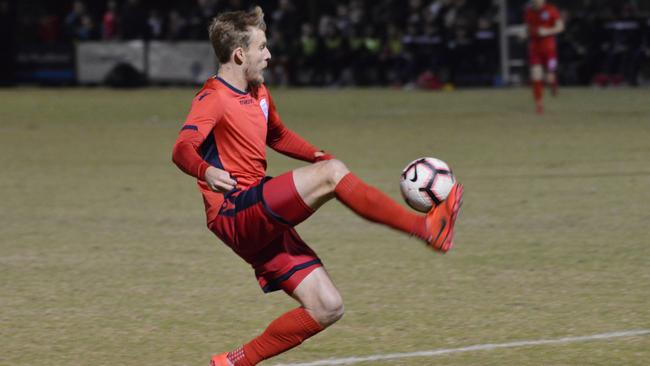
[291,267,344,325]
[545,53,558,75]
[292,160,349,210]
[262,172,317,227]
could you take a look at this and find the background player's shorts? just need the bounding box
[207,171,321,294]
[529,42,558,72]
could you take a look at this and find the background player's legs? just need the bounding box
[530,64,545,114]
[224,268,341,366]
[292,159,428,239]
[546,57,558,96]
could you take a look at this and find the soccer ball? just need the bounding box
[400,157,456,212]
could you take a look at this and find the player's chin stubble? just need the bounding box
[246,68,264,86]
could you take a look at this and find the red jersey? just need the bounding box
[172,76,320,224]
[525,3,561,48]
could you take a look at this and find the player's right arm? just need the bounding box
[172,92,237,193]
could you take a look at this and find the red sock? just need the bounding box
[334,173,427,239]
[533,80,544,104]
[228,308,323,366]
[533,80,543,104]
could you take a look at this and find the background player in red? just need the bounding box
[172,6,463,366]
[525,0,565,114]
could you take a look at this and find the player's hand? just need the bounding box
[314,150,335,162]
[204,166,237,193]
[537,27,552,37]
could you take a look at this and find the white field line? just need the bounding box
[273,329,650,366]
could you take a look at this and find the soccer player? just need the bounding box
[525,0,564,114]
[171,7,463,366]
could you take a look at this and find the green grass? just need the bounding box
[1,87,649,366]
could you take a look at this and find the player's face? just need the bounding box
[532,0,545,9]
[243,28,271,86]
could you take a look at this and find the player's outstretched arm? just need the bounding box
[264,91,333,163]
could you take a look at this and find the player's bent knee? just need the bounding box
[314,297,344,327]
[530,65,543,81]
[321,159,350,189]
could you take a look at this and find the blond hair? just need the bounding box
[208,6,267,64]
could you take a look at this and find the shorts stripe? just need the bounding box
[262,259,322,293]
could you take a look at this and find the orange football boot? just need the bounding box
[424,183,463,252]
[210,353,232,366]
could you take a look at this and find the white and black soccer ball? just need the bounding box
[400,157,456,212]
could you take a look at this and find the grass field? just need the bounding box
[1,87,649,366]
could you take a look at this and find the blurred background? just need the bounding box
[1,0,649,89]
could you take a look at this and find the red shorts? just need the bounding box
[207,171,320,294]
[529,41,558,71]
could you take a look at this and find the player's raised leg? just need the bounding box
[292,159,463,251]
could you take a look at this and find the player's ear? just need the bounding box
[233,47,245,65]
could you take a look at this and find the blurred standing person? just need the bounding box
[321,19,345,85]
[167,9,188,40]
[383,23,407,86]
[474,16,499,86]
[102,0,118,40]
[296,22,319,85]
[77,14,99,40]
[64,0,86,40]
[147,9,164,40]
[525,0,564,114]
[272,0,300,35]
[187,0,219,39]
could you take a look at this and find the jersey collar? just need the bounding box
[215,76,249,95]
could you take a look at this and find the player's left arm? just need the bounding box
[538,6,565,37]
[265,92,333,162]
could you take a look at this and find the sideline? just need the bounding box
[273,329,650,366]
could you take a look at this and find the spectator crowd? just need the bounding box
[17,0,650,87]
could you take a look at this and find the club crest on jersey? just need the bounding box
[260,98,269,121]
[541,11,549,20]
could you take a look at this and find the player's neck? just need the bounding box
[217,67,248,93]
